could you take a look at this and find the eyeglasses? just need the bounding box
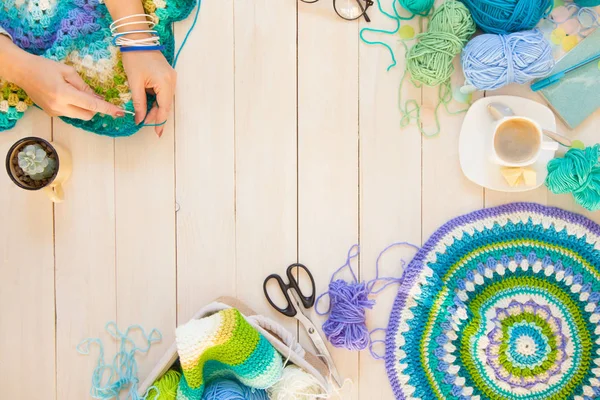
[301,0,373,22]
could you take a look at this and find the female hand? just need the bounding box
[122,51,177,137]
[0,40,125,120]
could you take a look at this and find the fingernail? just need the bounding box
[157,128,164,138]
[115,111,125,117]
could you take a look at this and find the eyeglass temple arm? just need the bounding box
[357,0,372,22]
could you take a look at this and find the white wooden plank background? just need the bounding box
[0,1,599,399]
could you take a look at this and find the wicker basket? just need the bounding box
[138,296,331,396]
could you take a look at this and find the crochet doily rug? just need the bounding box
[385,203,600,400]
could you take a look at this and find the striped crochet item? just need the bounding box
[175,308,282,399]
[0,0,195,136]
[386,203,600,400]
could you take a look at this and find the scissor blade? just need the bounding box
[295,310,344,388]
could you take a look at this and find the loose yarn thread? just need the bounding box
[359,0,433,71]
[546,144,600,211]
[267,366,328,400]
[398,0,476,136]
[201,379,269,400]
[461,29,555,91]
[461,0,553,34]
[315,243,419,352]
[138,0,202,129]
[77,322,162,400]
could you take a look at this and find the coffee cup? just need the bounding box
[491,116,559,167]
[5,137,72,202]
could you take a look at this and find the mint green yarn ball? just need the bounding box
[546,144,600,211]
[406,0,476,86]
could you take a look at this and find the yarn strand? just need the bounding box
[140,0,202,129]
[359,0,433,71]
[315,243,419,352]
[77,322,162,400]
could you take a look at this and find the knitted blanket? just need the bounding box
[386,203,600,400]
[0,0,195,137]
[175,308,283,399]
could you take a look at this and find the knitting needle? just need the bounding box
[531,51,600,92]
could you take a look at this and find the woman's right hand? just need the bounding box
[0,36,125,120]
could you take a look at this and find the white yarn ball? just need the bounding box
[267,365,327,400]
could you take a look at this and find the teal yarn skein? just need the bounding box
[460,0,553,34]
[546,144,600,211]
[359,0,434,71]
[575,0,600,6]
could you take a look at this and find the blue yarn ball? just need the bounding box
[459,0,553,34]
[202,379,269,400]
[461,29,554,91]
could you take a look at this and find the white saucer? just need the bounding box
[459,95,557,192]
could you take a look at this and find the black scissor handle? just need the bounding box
[285,263,315,309]
[263,263,316,317]
[264,273,297,317]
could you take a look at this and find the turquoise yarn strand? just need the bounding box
[546,145,600,211]
[359,0,433,71]
[141,0,202,129]
[77,322,162,400]
[172,0,202,68]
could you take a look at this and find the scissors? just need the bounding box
[263,263,343,387]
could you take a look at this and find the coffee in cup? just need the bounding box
[491,116,558,167]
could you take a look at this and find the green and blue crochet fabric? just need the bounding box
[175,308,283,399]
[0,0,195,136]
[386,203,600,400]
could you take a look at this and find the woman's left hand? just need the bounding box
[122,50,177,137]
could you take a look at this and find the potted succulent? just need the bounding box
[5,137,71,202]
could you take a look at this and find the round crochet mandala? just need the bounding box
[385,203,600,400]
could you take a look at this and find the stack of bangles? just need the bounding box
[110,14,164,53]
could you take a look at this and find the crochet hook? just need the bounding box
[531,51,600,92]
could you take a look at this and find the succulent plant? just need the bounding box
[17,144,56,181]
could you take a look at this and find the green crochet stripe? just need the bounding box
[419,287,448,400]
[420,243,599,400]
[387,205,600,400]
[459,277,591,400]
[467,285,583,400]
[186,310,260,389]
[499,313,557,376]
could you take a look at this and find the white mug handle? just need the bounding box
[541,141,560,152]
